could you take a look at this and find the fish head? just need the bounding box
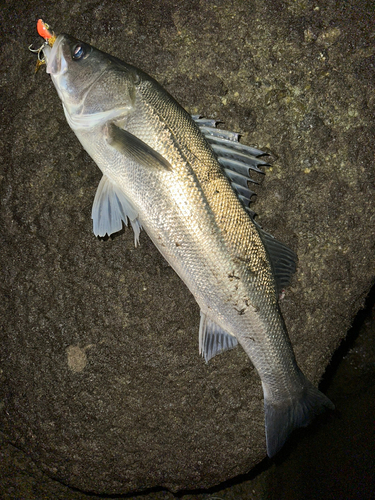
[42,34,137,128]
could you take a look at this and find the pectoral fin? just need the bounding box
[92,125,171,242]
[106,123,172,171]
[92,175,142,244]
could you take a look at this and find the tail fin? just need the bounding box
[263,379,334,457]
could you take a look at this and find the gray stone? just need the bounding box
[1,0,374,495]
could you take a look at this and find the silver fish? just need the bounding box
[39,33,333,456]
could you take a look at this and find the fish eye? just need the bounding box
[72,43,85,61]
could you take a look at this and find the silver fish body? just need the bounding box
[41,34,333,456]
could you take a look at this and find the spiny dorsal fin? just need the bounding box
[192,115,268,219]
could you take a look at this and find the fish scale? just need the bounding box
[36,29,334,457]
[139,80,272,290]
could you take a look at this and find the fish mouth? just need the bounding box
[43,35,68,77]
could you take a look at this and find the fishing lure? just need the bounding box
[29,19,56,72]
[36,19,56,43]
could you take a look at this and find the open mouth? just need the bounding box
[44,36,68,77]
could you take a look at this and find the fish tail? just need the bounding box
[262,378,334,457]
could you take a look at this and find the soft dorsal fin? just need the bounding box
[192,115,269,219]
[92,175,142,244]
[199,311,238,362]
[258,229,297,294]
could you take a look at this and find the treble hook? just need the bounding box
[29,20,56,72]
[29,41,48,61]
[29,41,51,72]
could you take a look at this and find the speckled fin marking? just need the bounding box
[199,311,238,362]
[193,115,269,219]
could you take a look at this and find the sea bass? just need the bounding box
[35,28,333,456]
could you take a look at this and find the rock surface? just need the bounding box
[1,0,374,495]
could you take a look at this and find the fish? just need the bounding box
[34,23,334,457]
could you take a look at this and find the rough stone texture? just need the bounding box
[0,0,374,496]
[1,297,374,500]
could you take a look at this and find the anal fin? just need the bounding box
[199,311,238,362]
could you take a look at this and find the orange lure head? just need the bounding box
[30,19,57,72]
[37,19,56,46]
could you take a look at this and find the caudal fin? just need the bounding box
[263,380,334,457]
